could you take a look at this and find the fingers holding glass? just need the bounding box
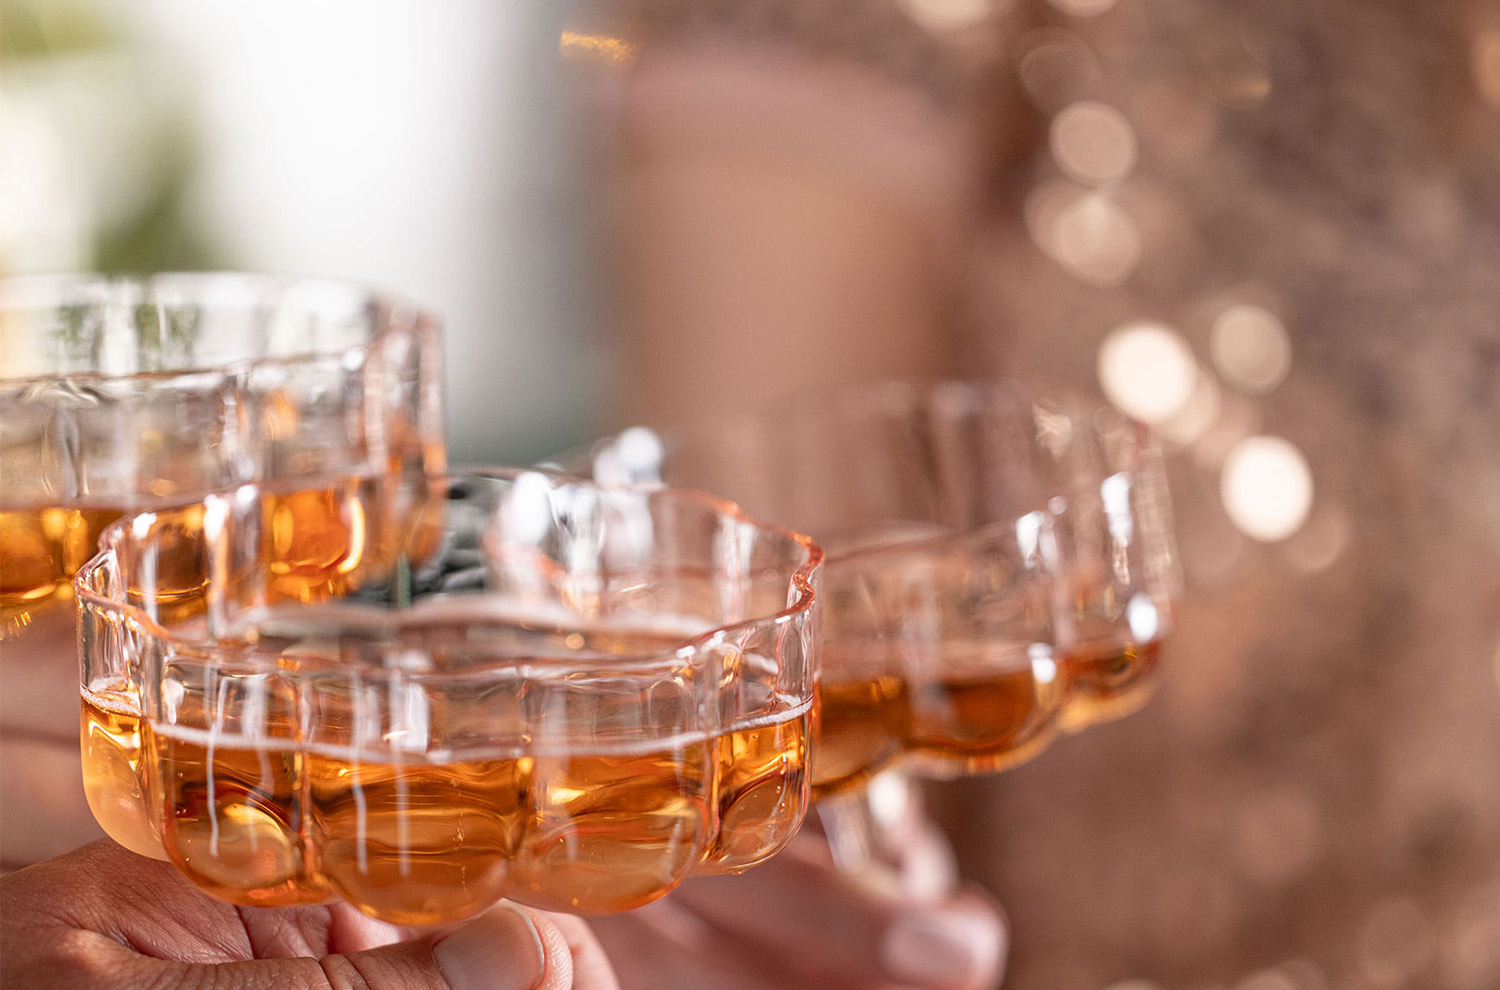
[0,839,618,990]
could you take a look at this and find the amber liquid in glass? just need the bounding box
[810,674,911,798]
[205,480,382,614]
[80,683,167,861]
[905,657,1065,776]
[505,743,711,916]
[81,499,825,918]
[263,485,373,603]
[811,639,1067,788]
[703,703,813,872]
[1059,639,1163,732]
[2,505,123,633]
[147,717,711,921]
[102,615,727,919]
[809,641,1065,781]
[120,479,386,628]
[151,721,334,907]
[307,750,523,924]
[4,480,379,635]
[75,479,390,880]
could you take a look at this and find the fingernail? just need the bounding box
[881,905,1001,988]
[433,901,548,990]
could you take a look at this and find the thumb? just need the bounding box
[119,901,578,990]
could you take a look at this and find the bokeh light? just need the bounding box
[1050,100,1137,186]
[1023,178,1079,250]
[1211,304,1292,394]
[904,0,995,32]
[1017,30,1101,110]
[1027,182,1142,284]
[1097,321,1199,424]
[1221,435,1313,541]
[1281,506,1349,572]
[1051,191,1141,284]
[1191,392,1262,471]
[1158,371,1222,446]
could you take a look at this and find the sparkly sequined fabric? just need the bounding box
[599,0,1500,981]
[931,2,1500,988]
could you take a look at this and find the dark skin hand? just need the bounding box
[0,841,618,990]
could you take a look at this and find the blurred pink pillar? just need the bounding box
[608,37,980,424]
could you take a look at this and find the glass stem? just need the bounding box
[819,768,918,875]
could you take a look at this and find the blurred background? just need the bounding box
[5,1,1500,988]
[1,0,601,460]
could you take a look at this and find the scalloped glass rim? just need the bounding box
[563,376,1164,561]
[74,465,823,676]
[0,271,436,384]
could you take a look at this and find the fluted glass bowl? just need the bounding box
[0,272,444,866]
[566,380,1178,793]
[76,468,820,922]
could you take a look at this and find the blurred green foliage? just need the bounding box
[0,0,115,59]
[2,0,225,273]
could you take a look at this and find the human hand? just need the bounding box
[0,840,619,990]
[590,812,1006,990]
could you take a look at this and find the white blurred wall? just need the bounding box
[136,0,603,462]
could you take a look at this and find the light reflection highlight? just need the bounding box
[904,0,994,31]
[558,31,636,65]
[1158,372,1222,446]
[1221,435,1312,542]
[1051,101,1137,186]
[1052,192,1141,284]
[1282,507,1348,573]
[1191,393,1262,471]
[1126,593,1160,643]
[1211,304,1292,394]
[1017,30,1100,110]
[1097,321,1198,425]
